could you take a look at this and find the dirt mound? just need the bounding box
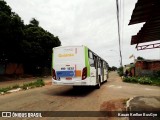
[99,98,128,120]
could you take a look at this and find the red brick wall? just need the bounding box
[148,62,160,70]
[135,61,143,69]
[135,61,160,71]
[131,68,135,76]
[5,63,24,75]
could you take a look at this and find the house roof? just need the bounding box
[129,0,160,45]
[136,59,160,62]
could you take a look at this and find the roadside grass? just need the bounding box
[22,79,45,90]
[0,79,45,94]
[0,86,12,93]
[12,84,20,89]
[123,77,160,86]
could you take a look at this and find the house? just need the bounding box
[134,59,160,77]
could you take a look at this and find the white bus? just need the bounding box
[52,45,108,88]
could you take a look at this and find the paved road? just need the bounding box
[0,72,159,120]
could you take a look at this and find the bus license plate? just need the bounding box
[66,77,72,80]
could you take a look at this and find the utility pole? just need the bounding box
[116,0,123,67]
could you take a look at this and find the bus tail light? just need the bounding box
[82,67,87,80]
[52,69,56,80]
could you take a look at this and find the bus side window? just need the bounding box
[88,50,93,59]
[89,58,94,67]
[104,62,107,69]
[98,58,101,68]
[89,51,94,67]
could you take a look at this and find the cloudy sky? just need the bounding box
[5,0,160,67]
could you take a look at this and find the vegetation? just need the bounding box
[108,66,117,71]
[12,84,20,89]
[0,79,45,93]
[0,1,61,75]
[22,79,45,90]
[0,86,12,93]
[137,56,145,60]
[154,70,160,77]
[117,66,123,76]
[123,76,160,86]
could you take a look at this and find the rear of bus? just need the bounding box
[52,46,89,86]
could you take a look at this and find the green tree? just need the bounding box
[0,1,24,63]
[0,1,61,75]
[22,18,61,75]
[29,18,39,27]
[137,56,145,60]
[117,66,123,76]
[111,66,117,71]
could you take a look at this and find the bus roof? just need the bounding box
[52,45,108,65]
[52,45,85,50]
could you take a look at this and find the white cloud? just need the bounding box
[6,0,160,67]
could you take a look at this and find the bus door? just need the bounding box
[101,60,104,82]
[94,56,99,84]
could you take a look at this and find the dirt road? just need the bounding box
[0,72,159,120]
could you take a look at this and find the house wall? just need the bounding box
[0,63,24,75]
[135,61,160,76]
[147,62,160,70]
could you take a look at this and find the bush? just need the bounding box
[123,77,130,82]
[123,76,159,85]
[34,79,45,87]
[138,77,152,85]
[123,77,138,83]
[130,77,138,83]
[154,70,160,77]
[117,67,123,76]
[149,77,160,86]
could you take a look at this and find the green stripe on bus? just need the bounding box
[84,46,90,77]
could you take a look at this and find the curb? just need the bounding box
[126,97,134,111]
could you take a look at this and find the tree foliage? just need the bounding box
[0,1,61,75]
[108,66,117,71]
[137,56,145,60]
[117,66,123,76]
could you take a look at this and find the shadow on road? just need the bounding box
[47,86,96,97]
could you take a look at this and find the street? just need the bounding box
[0,72,160,120]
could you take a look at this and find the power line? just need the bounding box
[116,0,123,67]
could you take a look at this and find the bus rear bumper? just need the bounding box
[52,79,94,86]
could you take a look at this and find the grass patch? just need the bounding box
[0,79,45,94]
[150,77,160,86]
[21,79,45,90]
[123,77,160,86]
[12,84,20,89]
[0,86,12,93]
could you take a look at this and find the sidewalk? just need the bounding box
[127,96,160,120]
[127,96,160,111]
[0,76,52,88]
